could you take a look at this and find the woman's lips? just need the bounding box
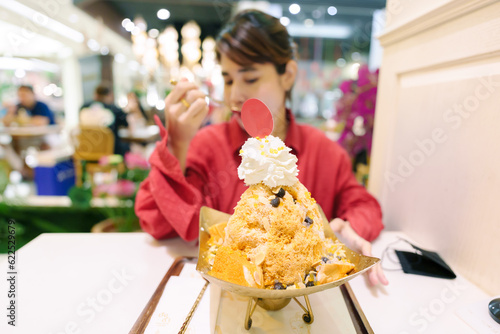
[231,109,241,113]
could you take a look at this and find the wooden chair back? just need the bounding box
[73,126,114,161]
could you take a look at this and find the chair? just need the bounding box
[72,126,115,186]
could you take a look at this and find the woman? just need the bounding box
[125,91,150,125]
[135,9,387,285]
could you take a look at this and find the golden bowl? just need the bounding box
[196,206,379,299]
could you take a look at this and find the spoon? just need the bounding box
[170,79,226,107]
[241,98,274,138]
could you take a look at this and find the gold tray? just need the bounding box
[196,205,379,299]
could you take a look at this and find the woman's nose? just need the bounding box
[229,82,246,110]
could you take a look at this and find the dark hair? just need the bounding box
[95,84,111,97]
[18,85,34,93]
[216,9,296,77]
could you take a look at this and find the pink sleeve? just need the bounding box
[334,150,384,241]
[134,117,212,241]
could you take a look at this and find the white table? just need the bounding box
[0,232,494,334]
[0,233,197,334]
[349,232,495,334]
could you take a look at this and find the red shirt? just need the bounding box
[135,112,383,242]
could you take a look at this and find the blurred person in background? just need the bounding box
[125,91,150,126]
[136,9,387,286]
[2,85,56,126]
[80,84,130,156]
[1,86,59,178]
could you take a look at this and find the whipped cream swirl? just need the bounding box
[237,135,298,187]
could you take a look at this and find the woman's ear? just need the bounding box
[281,60,298,91]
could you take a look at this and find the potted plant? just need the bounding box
[70,152,150,232]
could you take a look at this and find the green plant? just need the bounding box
[68,185,92,209]
[99,198,140,232]
[90,152,150,232]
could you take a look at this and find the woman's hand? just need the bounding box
[329,218,389,286]
[164,79,209,172]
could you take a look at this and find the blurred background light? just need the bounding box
[122,18,131,28]
[280,16,290,26]
[157,8,170,20]
[328,6,338,16]
[287,24,351,39]
[148,29,159,38]
[304,19,314,27]
[0,0,84,42]
[289,4,301,15]
[336,58,347,67]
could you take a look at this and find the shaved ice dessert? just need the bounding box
[208,135,354,289]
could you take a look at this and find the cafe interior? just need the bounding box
[0,0,499,333]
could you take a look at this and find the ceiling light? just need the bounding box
[135,21,147,32]
[287,24,351,39]
[148,29,159,38]
[125,21,135,32]
[304,19,314,27]
[327,6,338,16]
[0,0,84,43]
[131,27,141,36]
[100,46,109,55]
[289,4,300,15]
[122,18,131,28]
[336,58,346,67]
[157,8,170,20]
[280,17,290,26]
[87,39,100,52]
[312,9,322,19]
[0,57,59,72]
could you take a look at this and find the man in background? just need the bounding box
[80,84,130,156]
[3,85,56,126]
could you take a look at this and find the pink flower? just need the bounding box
[107,180,136,198]
[334,64,379,157]
[98,156,109,166]
[93,180,136,198]
[124,152,149,170]
[93,183,110,197]
[357,65,371,86]
[98,154,123,166]
[339,80,354,94]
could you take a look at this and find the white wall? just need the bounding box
[369,0,500,295]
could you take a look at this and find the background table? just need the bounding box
[0,124,63,155]
[118,125,160,144]
[0,124,62,137]
[0,231,493,333]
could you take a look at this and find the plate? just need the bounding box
[196,206,379,299]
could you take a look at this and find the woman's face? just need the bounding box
[220,54,289,126]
